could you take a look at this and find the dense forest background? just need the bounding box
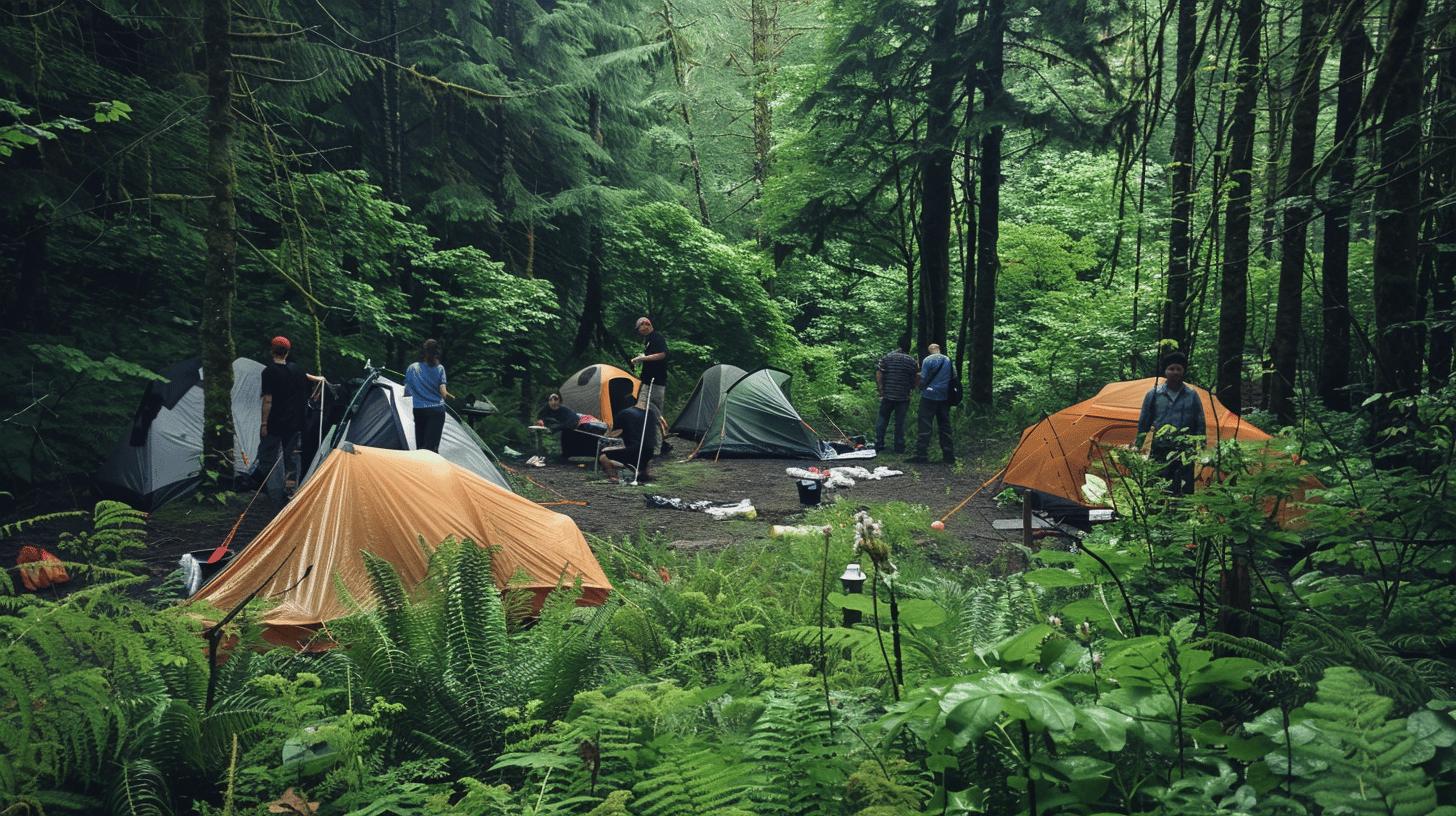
[3,0,1450,488]
[3,1,1456,814]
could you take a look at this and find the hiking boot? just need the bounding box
[660,442,673,456]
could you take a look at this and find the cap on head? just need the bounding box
[271,336,291,352]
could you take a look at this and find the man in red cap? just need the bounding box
[259,336,326,501]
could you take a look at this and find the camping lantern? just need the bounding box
[840,563,866,626]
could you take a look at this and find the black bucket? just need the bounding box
[796,478,823,506]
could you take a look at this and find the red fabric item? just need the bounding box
[17,546,70,591]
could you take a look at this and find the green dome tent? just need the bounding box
[691,368,828,460]
[671,364,747,440]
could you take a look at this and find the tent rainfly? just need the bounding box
[1001,378,1313,514]
[691,368,828,460]
[96,357,266,510]
[559,364,640,429]
[192,445,611,646]
[303,374,510,492]
[671,364,747,440]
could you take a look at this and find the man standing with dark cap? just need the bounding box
[259,336,325,501]
[1136,351,1206,496]
[630,316,672,455]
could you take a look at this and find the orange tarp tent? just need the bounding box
[559,364,640,429]
[192,445,611,646]
[1002,378,1288,506]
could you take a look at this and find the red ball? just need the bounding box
[930,520,946,531]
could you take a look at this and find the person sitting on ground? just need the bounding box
[405,338,455,453]
[598,403,660,484]
[1136,350,1206,496]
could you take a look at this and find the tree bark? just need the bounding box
[750,0,773,242]
[1268,0,1327,424]
[915,0,960,353]
[1319,20,1366,410]
[574,91,610,356]
[970,0,1003,405]
[201,0,238,483]
[1217,0,1261,413]
[1162,0,1196,354]
[663,0,712,227]
[1370,0,1426,456]
[956,77,977,385]
[1430,25,1456,388]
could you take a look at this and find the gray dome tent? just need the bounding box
[302,373,511,492]
[96,357,266,510]
[671,364,748,440]
[691,368,828,460]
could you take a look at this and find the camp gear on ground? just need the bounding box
[303,372,510,492]
[560,364,640,430]
[770,524,824,538]
[643,495,757,519]
[192,445,610,647]
[96,357,266,510]
[796,477,822,505]
[16,546,69,591]
[786,465,904,489]
[672,364,748,440]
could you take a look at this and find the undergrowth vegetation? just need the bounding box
[3,388,1454,815]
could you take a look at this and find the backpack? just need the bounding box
[929,357,963,407]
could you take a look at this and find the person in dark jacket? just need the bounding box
[909,343,955,465]
[259,336,326,501]
[599,404,660,484]
[1136,351,1206,496]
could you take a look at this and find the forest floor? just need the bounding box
[3,441,1022,596]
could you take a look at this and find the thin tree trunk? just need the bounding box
[1319,20,1366,410]
[1371,0,1427,458]
[201,0,237,483]
[1268,0,1327,424]
[915,0,960,352]
[663,0,712,226]
[1260,12,1284,264]
[970,0,1004,405]
[380,0,402,200]
[574,91,609,356]
[1430,23,1456,388]
[956,79,977,384]
[1217,0,1261,413]
[1163,0,1197,354]
[750,0,773,245]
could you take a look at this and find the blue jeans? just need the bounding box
[258,430,300,500]
[875,399,909,452]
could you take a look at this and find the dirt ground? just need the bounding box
[504,448,1020,565]
[3,446,1023,595]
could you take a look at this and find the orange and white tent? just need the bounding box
[193,444,611,646]
[559,364,640,429]
[1002,378,1288,506]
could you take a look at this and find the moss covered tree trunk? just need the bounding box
[1162,0,1196,354]
[915,0,960,353]
[201,0,237,484]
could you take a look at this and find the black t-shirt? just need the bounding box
[261,361,309,435]
[614,406,660,461]
[538,403,581,431]
[640,331,668,386]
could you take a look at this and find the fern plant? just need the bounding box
[327,537,615,773]
[1248,666,1456,815]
